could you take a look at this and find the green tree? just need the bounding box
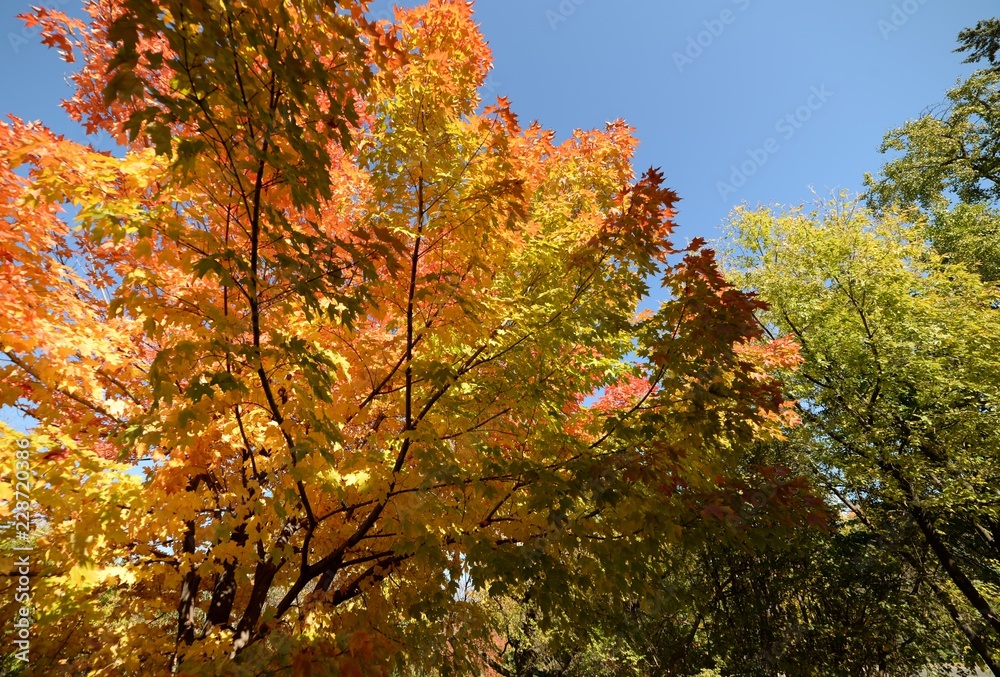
[724,196,1000,675]
[865,46,1000,282]
[957,18,1000,73]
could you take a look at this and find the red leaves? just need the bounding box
[42,447,70,461]
[701,504,733,522]
[639,234,804,436]
[581,167,680,273]
[671,246,768,350]
[591,374,653,413]
[289,631,387,677]
[19,6,86,63]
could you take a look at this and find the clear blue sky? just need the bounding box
[461,0,997,243]
[0,0,996,430]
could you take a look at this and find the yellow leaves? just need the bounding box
[0,426,143,603]
[343,470,370,489]
[64,550,115,585]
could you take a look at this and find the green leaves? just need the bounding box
[724,194,1000,673]
[866,65,1000,287]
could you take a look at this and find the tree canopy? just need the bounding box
[4,3,1000,676]
[724,196,1000,675]
[0,1,812,674]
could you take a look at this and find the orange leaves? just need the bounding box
[392,0,491,104]
[0,120,116,424]
[733,336,804,430]
[736,334,803,372]
[591,374,654,414]
[0,2,820,673]
[483,96,521,135]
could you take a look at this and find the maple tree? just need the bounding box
[0,1,810,673]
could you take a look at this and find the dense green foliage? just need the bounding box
[724,197,1000,675]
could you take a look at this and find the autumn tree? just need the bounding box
[0,1,810,674]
